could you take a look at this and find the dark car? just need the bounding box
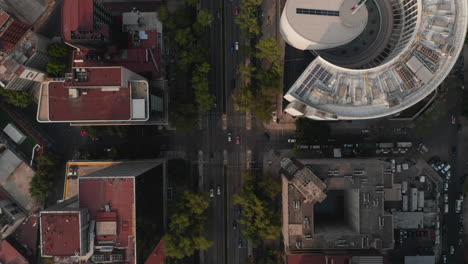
[238,239,243,248]
[232,221,237,230]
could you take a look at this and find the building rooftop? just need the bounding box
[282,0,468,120]
[62,0,109,44]
[64,161,121,200]
[0,239,29,264]
[0,147,37,211]
[38,66,149,123]
[40,212,81,257]
[281,0,368,50]
[281,158,394,252]
[144,240,166,264]
[79,177,136,263]
[288,254,385,264]
[11,214,39,259]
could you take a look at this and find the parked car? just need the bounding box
[236,136,240,145]
[450,245,455,255]
[452,115,456,124]
[444,182,449,192]
[232,221,237,230]
[238,239,243,248]
[234,6,240,15]
[288,138,296,143]
[228,132,232,142]
[446,171,451,180]
[210,189,214,198]
[442,255,447,264]
[217,185,221,195]
[235,41,239,51]
[444,194,449,203]
[458,124,463,134]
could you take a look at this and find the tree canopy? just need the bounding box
[47,43,68,58]
[46,61,66,77]
[0,89,32,108]
[164,191,213,259]
[29,151,60,202]
[233,171,281,244]
[256,38,282,63]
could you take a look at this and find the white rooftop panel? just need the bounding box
[3,123,26,144]
[132,99,146,119]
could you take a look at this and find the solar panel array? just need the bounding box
[296,8,340,16]
[294,65,333,97]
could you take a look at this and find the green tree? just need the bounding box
[46,61,66,76]
[256,38,282,63]
[47,43,68,58]
[192,62,215,112]
[196,9,214,27]
[233,85,254,111]
[237,64,256,83]
[258,176,281,200]
[175,28,196,47]
[156,6,170,23]
[165,190,213,259]
[234,171,281,244]
[186,0,200,7]
[0,89,32,108]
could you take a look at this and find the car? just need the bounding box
[80,130,89,136]
[236,205,242,217]
[235,41,239,51]
[228,132,232,142]
[217,8,221,19]
[104,147,112,152]
[236,136,240,145]
[442,255,447,264]
[452,115,456,124]
[264,132,270,140]
[217,185,221,195]
[234,6,239,15]
[459,238,463,246]
[452,146,457,157]
[91,136,101,141]
[238,239,243,248]
[444,182,449,192]
[210,152,214,161]
[232,221,237,230]
[450,245,455,255]
[446,171,451,180]
[210,189,214,198]
[230,44,234,53]
[444,194,449,203]
[288,138,296,143]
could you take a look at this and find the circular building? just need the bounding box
[281,0,468,120]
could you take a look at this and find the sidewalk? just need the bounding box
[260,0,296,130]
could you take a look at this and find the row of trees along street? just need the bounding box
[233,0,284,122]
[158,1,216,130]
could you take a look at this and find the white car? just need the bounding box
[288,138,296,143]
[217,185,221,195]
[444,183,449,192]
[210,189,214,198]
[227,132,232,142]
[444,194,449,203]
[235,41,239,51]
[450,245,455,255]
[446,171,451,180]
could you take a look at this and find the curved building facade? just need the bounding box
[281,0,467,120]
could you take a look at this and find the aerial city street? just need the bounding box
[0,0,465,263]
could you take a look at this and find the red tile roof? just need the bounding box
[40,212,80,257]
[79,177,135,264]
[0,240,29,264]
[62,0,94,43]
[144,240,166,264]
[0,11,10,28]
[47,81,131,121]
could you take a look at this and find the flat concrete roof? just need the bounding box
[283,0,367,48]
